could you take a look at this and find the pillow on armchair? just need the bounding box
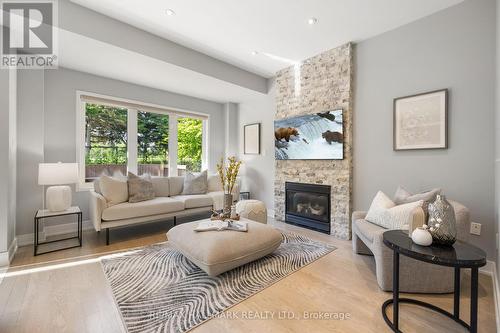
[365,191,423,230]
[393,186,441,216]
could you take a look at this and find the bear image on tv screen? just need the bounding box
[274,127,299,142]
[274,109,343,160]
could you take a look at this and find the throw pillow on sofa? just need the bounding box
[393,186,441,205]
[127,172,155,203]
[365,191,423,230]
[99,175,129,206]
[182,170,208,195]
[393,186,441,217]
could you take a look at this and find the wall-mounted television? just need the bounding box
[274,109,343,160]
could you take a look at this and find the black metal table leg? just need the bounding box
[454,267,460,319]
[78,212,82,246]
[393,250,399,330]
[34,217,38,256]
[470,267,478,333]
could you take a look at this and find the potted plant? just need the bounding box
[216,156,242,217]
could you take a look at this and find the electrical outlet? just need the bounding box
[470,222,481,236]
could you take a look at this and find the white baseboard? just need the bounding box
[17,232,45,247]
[480,260,500,332]
[17,220,93,247]
[0,237,18,267]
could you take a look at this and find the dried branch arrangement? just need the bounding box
[216,156,242,195]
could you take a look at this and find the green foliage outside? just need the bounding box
[178,117,203,171]
[85,104,203,171]
[137,111,169,164]
[85,104,127,165]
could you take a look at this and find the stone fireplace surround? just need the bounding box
[274,43,354,240]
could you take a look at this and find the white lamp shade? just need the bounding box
[38,162,79,185]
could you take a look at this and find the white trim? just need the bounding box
[480,260,500,333]
[168,113,178,176]
[75,93,91,191]
[9,237,17,263]
[17,232,45,247]
[202,119,209,170]
[17,220,93,247]
[267,208,275,218]
[76,90,210,119]
[0,237,18,267]
[75,90,209,184]
[127,109,138,174]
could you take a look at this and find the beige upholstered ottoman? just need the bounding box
[167,218,282,276]
[235,200,267,224]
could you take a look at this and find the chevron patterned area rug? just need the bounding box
[101,232,335,333]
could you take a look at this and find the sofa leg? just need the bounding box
[173,216,177,226]
[106,228,110,245]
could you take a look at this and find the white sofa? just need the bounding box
[90,175,238,244]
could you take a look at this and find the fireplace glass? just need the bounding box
[285,182,331,234]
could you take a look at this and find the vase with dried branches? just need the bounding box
[216,156,242,217]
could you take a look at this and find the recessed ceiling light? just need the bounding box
[251,51,259,56]
[166,9,176,16]
[307,17,318,25]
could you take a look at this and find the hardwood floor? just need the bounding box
[0,218,496,333]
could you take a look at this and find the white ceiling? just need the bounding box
[58,29,268,104]
[72,0,463,77]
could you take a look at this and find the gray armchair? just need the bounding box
[352,200,470,293]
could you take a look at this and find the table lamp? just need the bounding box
[38,162,79,212]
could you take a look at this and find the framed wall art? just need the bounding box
[393,89,448,151]
[244,123,261,154]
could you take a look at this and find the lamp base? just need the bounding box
[46,186,72,212]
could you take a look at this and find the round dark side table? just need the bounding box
[382,230,486,333]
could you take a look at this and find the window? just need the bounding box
[77,93,208,189]
[85,103,128,182]
[177,117,203,175]
[137,111,169,176]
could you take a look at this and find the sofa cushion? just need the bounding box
[99,175,129,206]
[151,177,170,197]
[102,197,184,221]
[167,219,282,276]
[169,176,184,196]
[182,170,208,195]
[171,194,214,209]
[127,172,155,203]
[353,219,385,244]
[207,175,223,192]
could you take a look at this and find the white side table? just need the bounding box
[34,206,82,256]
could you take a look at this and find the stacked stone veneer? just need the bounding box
[274,43,354,240]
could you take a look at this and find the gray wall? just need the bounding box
[237,80,276,211]
[16,67,226,236]
[496,0,500,281]
[17,70,45,240]
[224,103,239,158]
[354,0,496,257]
[0,68,17,256]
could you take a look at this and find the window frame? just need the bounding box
[76,91,209,191]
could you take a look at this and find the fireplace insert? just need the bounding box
[285,182,331,234]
